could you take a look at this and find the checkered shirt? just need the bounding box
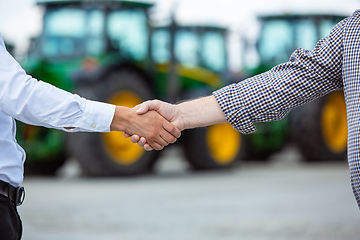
[214,10,360,209]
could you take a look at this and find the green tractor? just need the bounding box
[243,13,348,161]
[151,23,244,169]
[19,0,243,176]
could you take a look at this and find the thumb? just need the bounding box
[135,100,161,115]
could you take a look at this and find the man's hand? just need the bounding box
[124,100,184,151]
[125,96,228,151]
[136,100,186,130]
[110,106,180,150]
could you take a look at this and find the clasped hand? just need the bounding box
[110,103,181,150]
[121,96,226,151]
[124,100,185,151]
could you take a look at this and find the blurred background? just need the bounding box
[1,0,359,69]
[1,0,360,239]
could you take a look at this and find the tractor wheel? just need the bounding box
[67,70,158,176]
[182,123,243,170]
[290,91,347,161]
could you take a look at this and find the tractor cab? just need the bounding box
[151,25,228,98]
[30,0,152,60]
[25,0,153,90]
[248,13,346,75]
[152,25,227,74]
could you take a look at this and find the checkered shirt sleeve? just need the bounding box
[214,10,360,209]
[214,17,345,134]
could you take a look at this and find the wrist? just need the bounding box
[175,103,190,130]
[110,106,130,132]
[176,95,227,130]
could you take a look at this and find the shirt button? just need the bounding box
[92,124,97,129]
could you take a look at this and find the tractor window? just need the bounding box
[45,9,86,37]
[258,19,318,65]
[43,8,87,58]
[258,20,293,65]
[250,16,346,72]
[175,30,199,67]
[86,10,105,56]
[107,9,148,61]
[295,20,317,50]
[201,32,226,72]
[320,19,339,38]
[151,29,170,63]
[42,8,105,58]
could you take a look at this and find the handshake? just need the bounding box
[110,95,228,151]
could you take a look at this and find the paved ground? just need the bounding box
[19,147,360,240]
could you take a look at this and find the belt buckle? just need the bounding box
[15,186,25,206]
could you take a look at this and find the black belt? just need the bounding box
[0,180,25,206]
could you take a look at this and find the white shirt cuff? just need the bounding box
[78,100,116,132]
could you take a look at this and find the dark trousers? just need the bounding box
[0,194,22,240]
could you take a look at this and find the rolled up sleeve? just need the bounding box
[213,16,345,134]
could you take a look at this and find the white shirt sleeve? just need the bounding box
[0,38,115,133]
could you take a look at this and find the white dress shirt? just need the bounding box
[0,33,116,187]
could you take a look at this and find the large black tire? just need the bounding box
[290,91,347,161]
[182,123,244,170]
[66,70,158,176]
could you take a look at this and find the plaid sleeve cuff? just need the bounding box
[213,83,257,134]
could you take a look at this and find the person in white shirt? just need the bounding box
[0,33,181,240]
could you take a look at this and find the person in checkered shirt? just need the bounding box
[128,10,360,209]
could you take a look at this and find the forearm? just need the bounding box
[3,78,114,132]
[176,95,227,130]
[0,43,115,132]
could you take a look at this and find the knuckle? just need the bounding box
[148,132,156,139]
[168,124,175,132]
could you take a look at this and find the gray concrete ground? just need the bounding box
[19,146,360,240]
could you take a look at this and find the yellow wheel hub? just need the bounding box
[206,123,241,165]
[321,91,347,153]
[102,91,145,165]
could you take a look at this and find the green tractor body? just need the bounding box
[19,0,243,175]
